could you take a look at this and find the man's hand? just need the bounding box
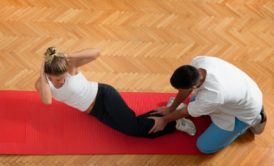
[150,106,171,116]
[148,117,168,133]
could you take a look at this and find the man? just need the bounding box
[149,56,267,154]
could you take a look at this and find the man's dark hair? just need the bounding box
[170,65,200,89]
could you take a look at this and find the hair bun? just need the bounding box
[44,47,57,64]
[45,47,57,56]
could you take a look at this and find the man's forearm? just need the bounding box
[168,89,192,112]
[163,108,189,123]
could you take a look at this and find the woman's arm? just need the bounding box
[35,62,52,105]
[65,48,100,68]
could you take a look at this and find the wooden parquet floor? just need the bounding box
[0,0,273,165]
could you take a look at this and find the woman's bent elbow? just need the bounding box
[42,99,52,105]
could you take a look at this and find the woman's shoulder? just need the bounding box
[67,65,78,76]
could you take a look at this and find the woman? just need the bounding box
[35,47,185,138]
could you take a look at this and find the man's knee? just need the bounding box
[196,137,217,154]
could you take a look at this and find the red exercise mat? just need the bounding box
[0,90,210,154]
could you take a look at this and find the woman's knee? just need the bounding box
[99,83,114,90]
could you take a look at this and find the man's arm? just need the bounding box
[149,107,189,133]
[164,107,189,123]
[168,89,192,112]
[154,88,192,115]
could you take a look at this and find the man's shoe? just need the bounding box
[249,108,267,135]
[176,118,196,136]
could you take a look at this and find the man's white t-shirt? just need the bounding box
[188,56,263,131]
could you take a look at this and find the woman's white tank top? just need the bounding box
[48,72,98,112]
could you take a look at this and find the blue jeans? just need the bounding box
[196,118,249,154]
[190,95,249,154]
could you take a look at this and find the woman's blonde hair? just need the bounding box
[44,47,68,75]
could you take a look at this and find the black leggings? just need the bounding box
[90,83,176,138]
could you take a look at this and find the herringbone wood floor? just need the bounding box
[0,0,273,165]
